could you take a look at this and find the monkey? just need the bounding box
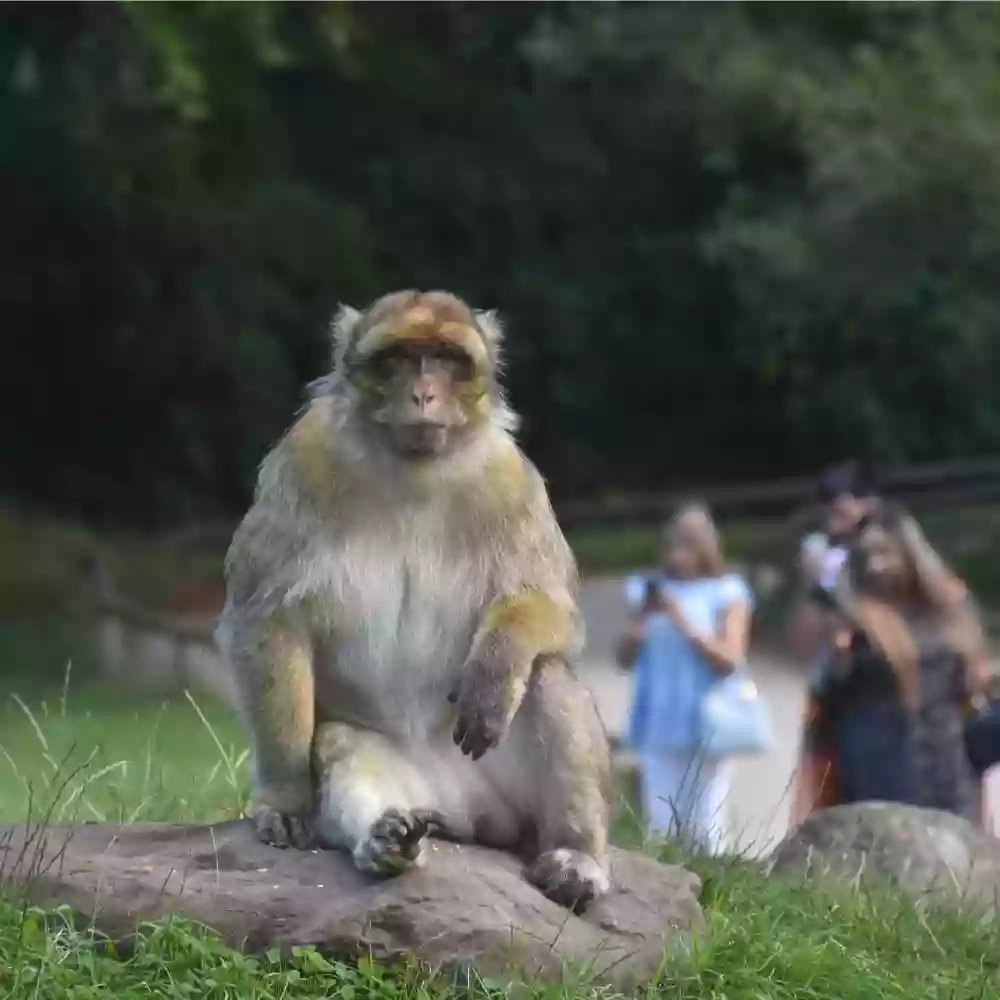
[215,290,614,911]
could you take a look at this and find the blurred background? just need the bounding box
[4,0,1000,848]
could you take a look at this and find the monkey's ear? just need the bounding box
[330,304,363,370]
[475,309,504,357]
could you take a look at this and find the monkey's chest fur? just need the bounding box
[298,501,499,742]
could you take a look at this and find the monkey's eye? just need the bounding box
[368,348,408,378]
[428,344,465,363]
[430,345,474,379]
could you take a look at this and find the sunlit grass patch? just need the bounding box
[0,675,248,826]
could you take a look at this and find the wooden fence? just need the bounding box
[84,557,235,703]
[95,454,1000,550]
[79,454,1000,691]
[556,455,1000,528]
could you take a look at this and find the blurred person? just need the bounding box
[786,462,881,812]
[616,503,755,854]
[790,503,993,826]
[787,461,879,664]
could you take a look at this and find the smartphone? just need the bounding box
[809,582,838,610]
[640,578,666,613]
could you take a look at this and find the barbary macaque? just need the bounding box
[216,290,613,910]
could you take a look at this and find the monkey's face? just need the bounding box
[360,340,484,458]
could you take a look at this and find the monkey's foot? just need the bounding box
[526,848,611,912]
[251,804,317,850]
[353,808,440,876]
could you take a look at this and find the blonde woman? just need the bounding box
[617,504,754,854]
[795,503,992,824]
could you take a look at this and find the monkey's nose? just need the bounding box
[412,388,437,409]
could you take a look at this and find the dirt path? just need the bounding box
[576,576,1000,856]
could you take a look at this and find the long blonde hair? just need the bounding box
[664,502,727,578]
[835,506,985,711]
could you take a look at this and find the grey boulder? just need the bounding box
[0,819,704,988]
[769,801,1000,914]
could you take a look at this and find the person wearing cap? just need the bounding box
[787,462,880,817]
[793,461,879,659]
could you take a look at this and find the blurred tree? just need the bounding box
[705,2,1000,467]
[2,1,1000,526]
[0,2,385,526]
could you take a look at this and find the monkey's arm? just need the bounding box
[218,505,317,846]
[450,463,583,759]
[233,624,315,804]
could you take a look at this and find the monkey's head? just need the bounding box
[329,290,516,459]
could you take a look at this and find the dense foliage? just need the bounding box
[4,1,1000,527]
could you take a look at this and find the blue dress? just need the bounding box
[625,573,755,755]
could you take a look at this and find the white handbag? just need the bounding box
[698,668,773,760]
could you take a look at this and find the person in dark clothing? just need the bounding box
[791,503,992,826]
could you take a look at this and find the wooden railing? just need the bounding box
[556,456,1000,527]
[89,455,1000,544]
[82,556,233,702]
[75,454,1000,692]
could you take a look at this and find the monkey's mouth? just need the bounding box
[393,422,449,456]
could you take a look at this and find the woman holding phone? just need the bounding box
[616,503,755,854]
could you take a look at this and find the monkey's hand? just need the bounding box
[451,585,579,759]
[447,658,525,761]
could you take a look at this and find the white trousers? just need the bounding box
[640,749,730,855]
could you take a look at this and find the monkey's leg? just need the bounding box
[313,721,468,875]
[520,655,614,911]
[236,629,317,849]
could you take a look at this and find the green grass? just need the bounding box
[0,675,997,998]
[0,681,247,826]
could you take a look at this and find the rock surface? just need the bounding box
[769,802,1000,913]
[0,819,703,987]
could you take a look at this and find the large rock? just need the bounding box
[769,802,1000,914]
[0,819,703,988]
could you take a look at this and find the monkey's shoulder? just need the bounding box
[221,402,336,586]
[239,403,567,563]
[276,398,341,495]
[245,396,365,518]
[472,438,576,580]
[475,435,551,512]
